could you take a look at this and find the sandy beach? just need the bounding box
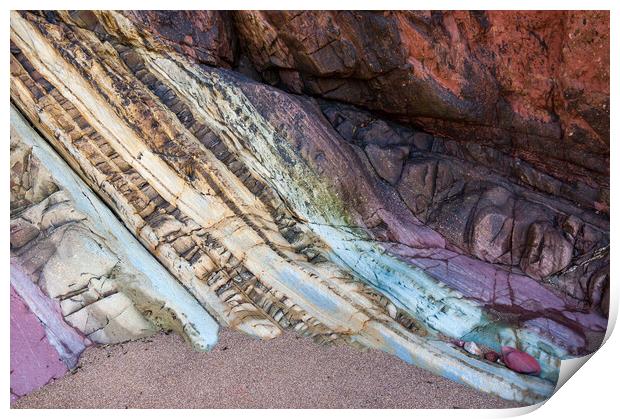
[13,329,523,409]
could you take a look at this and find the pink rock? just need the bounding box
[451,339,465,348]
[501,346,541,375]
[10,286,67,402]
[484,351,500,362]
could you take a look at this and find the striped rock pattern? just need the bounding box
[9,10,605,403]
[10,104,222,399]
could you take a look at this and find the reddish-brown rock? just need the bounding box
[123,11,238,67]
[11,8,609,364]
[484,351,500,363]
[232,11,609,201]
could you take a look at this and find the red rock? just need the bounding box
[484,351,500,362]
[233,11,609,200]
[10,286,67,402]
[501,346,541,375]
[14,10,608,365]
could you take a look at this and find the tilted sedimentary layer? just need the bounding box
[10,104,220,398]
[229,10,610,204]
[11,106,220,348]
[128,10,609,207]
[10,10,609,404]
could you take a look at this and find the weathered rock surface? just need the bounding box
[102,11,610,309]
[230,11,609,205]
[9,10,609,405]
[122,11,237,67]
[322,101,609,322]
[94,10,610,205]
[11,110,220,348]
[10,104,220,400]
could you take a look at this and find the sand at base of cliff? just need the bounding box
[13,328,524,409]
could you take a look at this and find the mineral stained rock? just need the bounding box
[9,10,609,405]
[502,347,543,375]
[230,11,609,204]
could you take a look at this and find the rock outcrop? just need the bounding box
[10,285,73,402]
[230,11,609,205]
[10,105,220,399]
[9,10,609,405]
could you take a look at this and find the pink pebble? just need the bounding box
[451,339,465,348]
[501,346,541,375]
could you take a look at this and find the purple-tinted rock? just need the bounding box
[10,286,67,402]
[587,267,609,310]
[412,132,434,151]
[520,222,574,279]
[451,339,465,348]
[365,144,408,185]
[469,187,515,264]
[523,317,586,354]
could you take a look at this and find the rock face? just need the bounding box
[122,11,237,67]
[230,11,609,205]
[320,101,609,322]
[9,10,609,405]
[11,108,219,349]
[10,285,70,402]
[118,10,610,190]
[10,104,220,401]
[115,11,610,316]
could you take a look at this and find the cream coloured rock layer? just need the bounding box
[11,106,219,350]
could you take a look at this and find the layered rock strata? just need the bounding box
[9,10,609,404]
[120,9,610,323]
[124,10,610,211]
[10,105,220,399]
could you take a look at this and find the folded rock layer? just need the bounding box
[9,10,609,404]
